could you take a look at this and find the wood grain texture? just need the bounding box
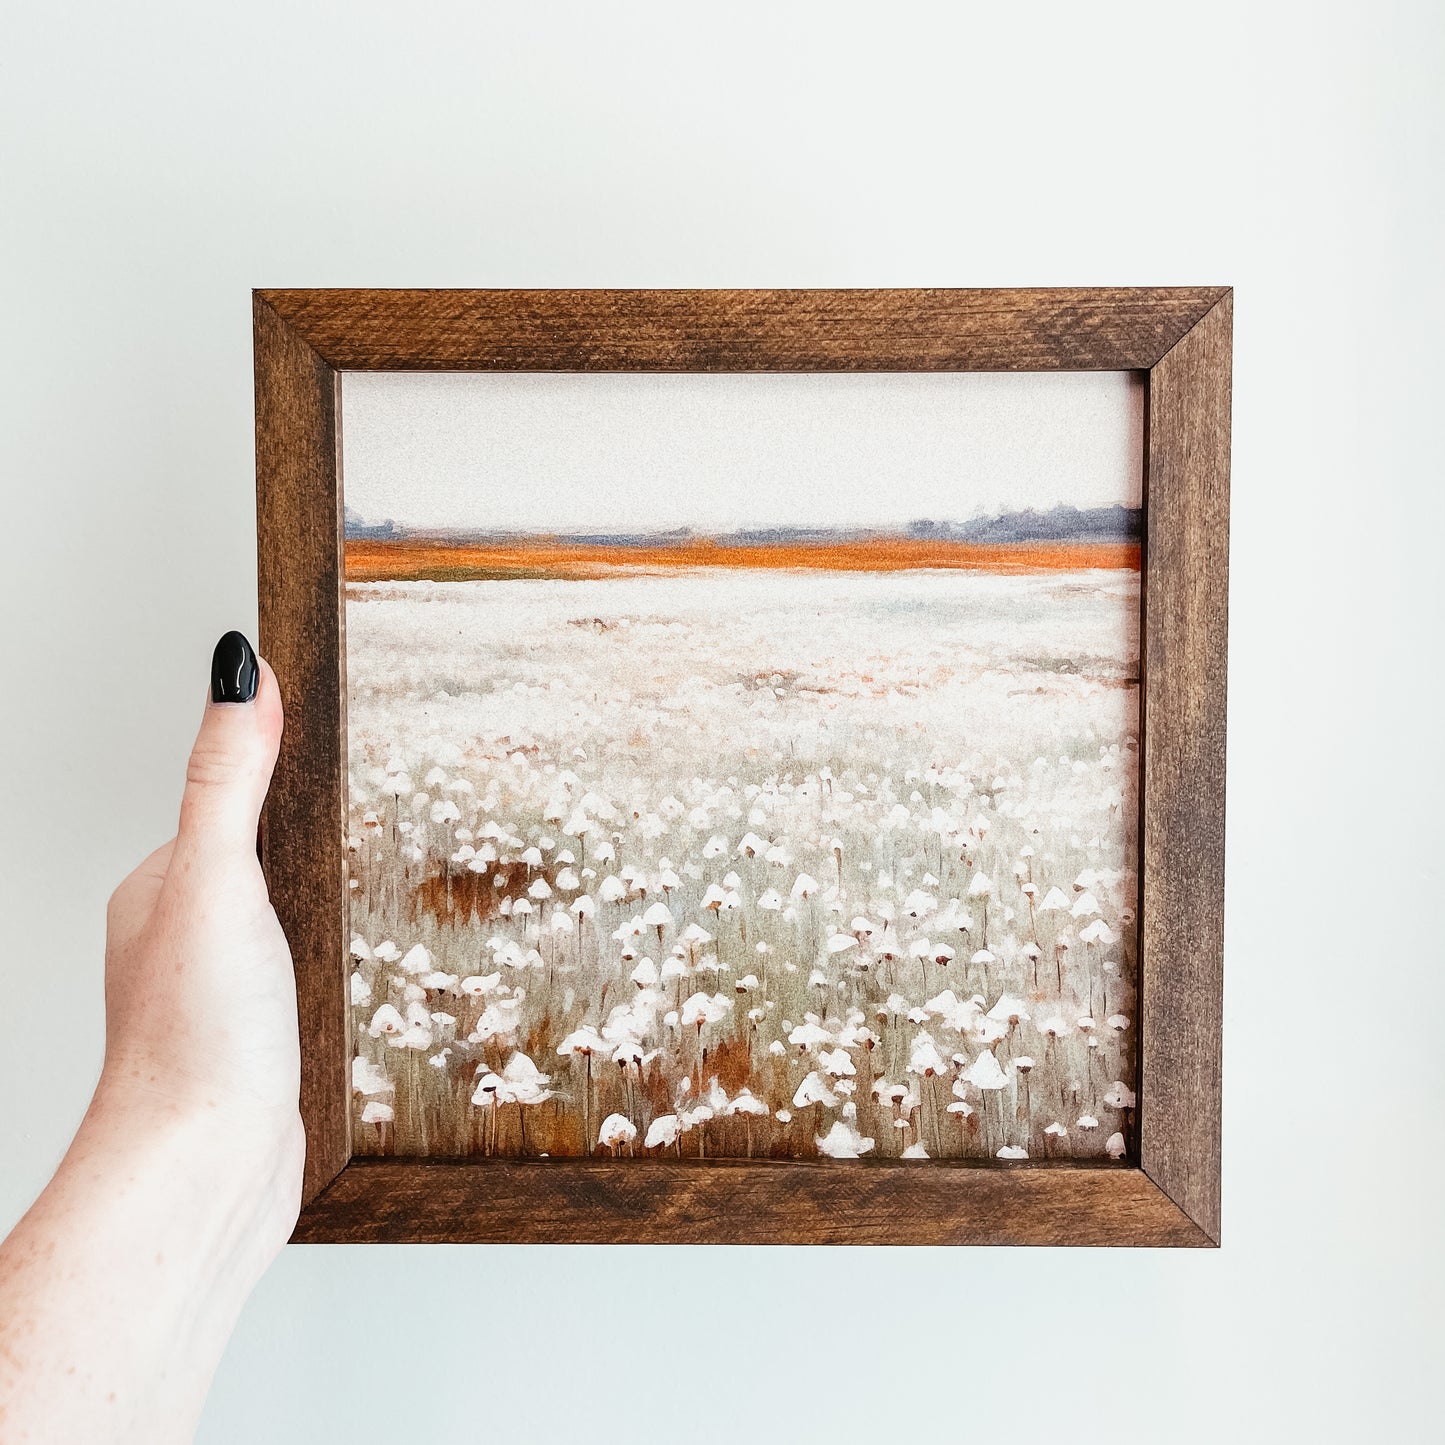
[291,1158,1213,1246]
[254,296,350,1206]
[1138,292,1232,1244]
[256,287,1227,373]
[254,286,1231,1244]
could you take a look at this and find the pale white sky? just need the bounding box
[342,370,1143,532]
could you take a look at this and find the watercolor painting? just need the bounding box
[341,371,1142,1162]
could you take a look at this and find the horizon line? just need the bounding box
[344,506,1143,544]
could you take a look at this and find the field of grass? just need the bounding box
[345,564,1140,1162]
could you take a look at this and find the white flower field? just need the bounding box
[344,565,1140,1162]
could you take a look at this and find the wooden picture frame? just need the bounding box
[254,287,1230,1246]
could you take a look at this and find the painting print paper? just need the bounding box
[341,371,1143,1163]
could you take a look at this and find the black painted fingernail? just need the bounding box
[211,631,259,703]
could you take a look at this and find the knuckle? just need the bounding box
[185,740,259,792]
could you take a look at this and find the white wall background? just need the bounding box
[1,3,1440,1441]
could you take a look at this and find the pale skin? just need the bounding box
[0,652,303,1443]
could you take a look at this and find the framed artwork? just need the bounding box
[254,288,1230,1246]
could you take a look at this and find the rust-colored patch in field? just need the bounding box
[411,861,552,927]
[706,1035,757,1094]
[346,536,1141,581]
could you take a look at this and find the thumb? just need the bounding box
[176,632,284,861]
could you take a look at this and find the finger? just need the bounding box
[176,634,284,864]
[105,837,177,952]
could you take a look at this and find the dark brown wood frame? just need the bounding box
[254,288,1230,1246]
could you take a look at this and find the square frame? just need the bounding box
[254,287,1230,1246]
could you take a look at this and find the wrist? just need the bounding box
[85,1069,304,1261]
[0,1072,303,1441]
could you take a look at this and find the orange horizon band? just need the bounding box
[344,538,1141,582]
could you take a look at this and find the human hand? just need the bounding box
[98,630,303,1222]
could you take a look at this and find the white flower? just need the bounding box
[398,943,432,976]
[907,1030,947,1077]
[986,993,1030,1024]
[680,991,732,1028]
[964,1050,1008,1091]
[367,1003,405,1037]
[642,901,674,931]
[727,1089,769,1117]
[793,1071,838,1109]
[468,997,524,1043]
[920,989,978,1033]
[598,1114,637,1149]
[351,1057,393,1097]
[815,1121,874,1158]
[902,889,937,919]
[498,1052,552,1105]
[788,1019,832,1050]
[644,1114,680,1149]
[557,1026,606,1057]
